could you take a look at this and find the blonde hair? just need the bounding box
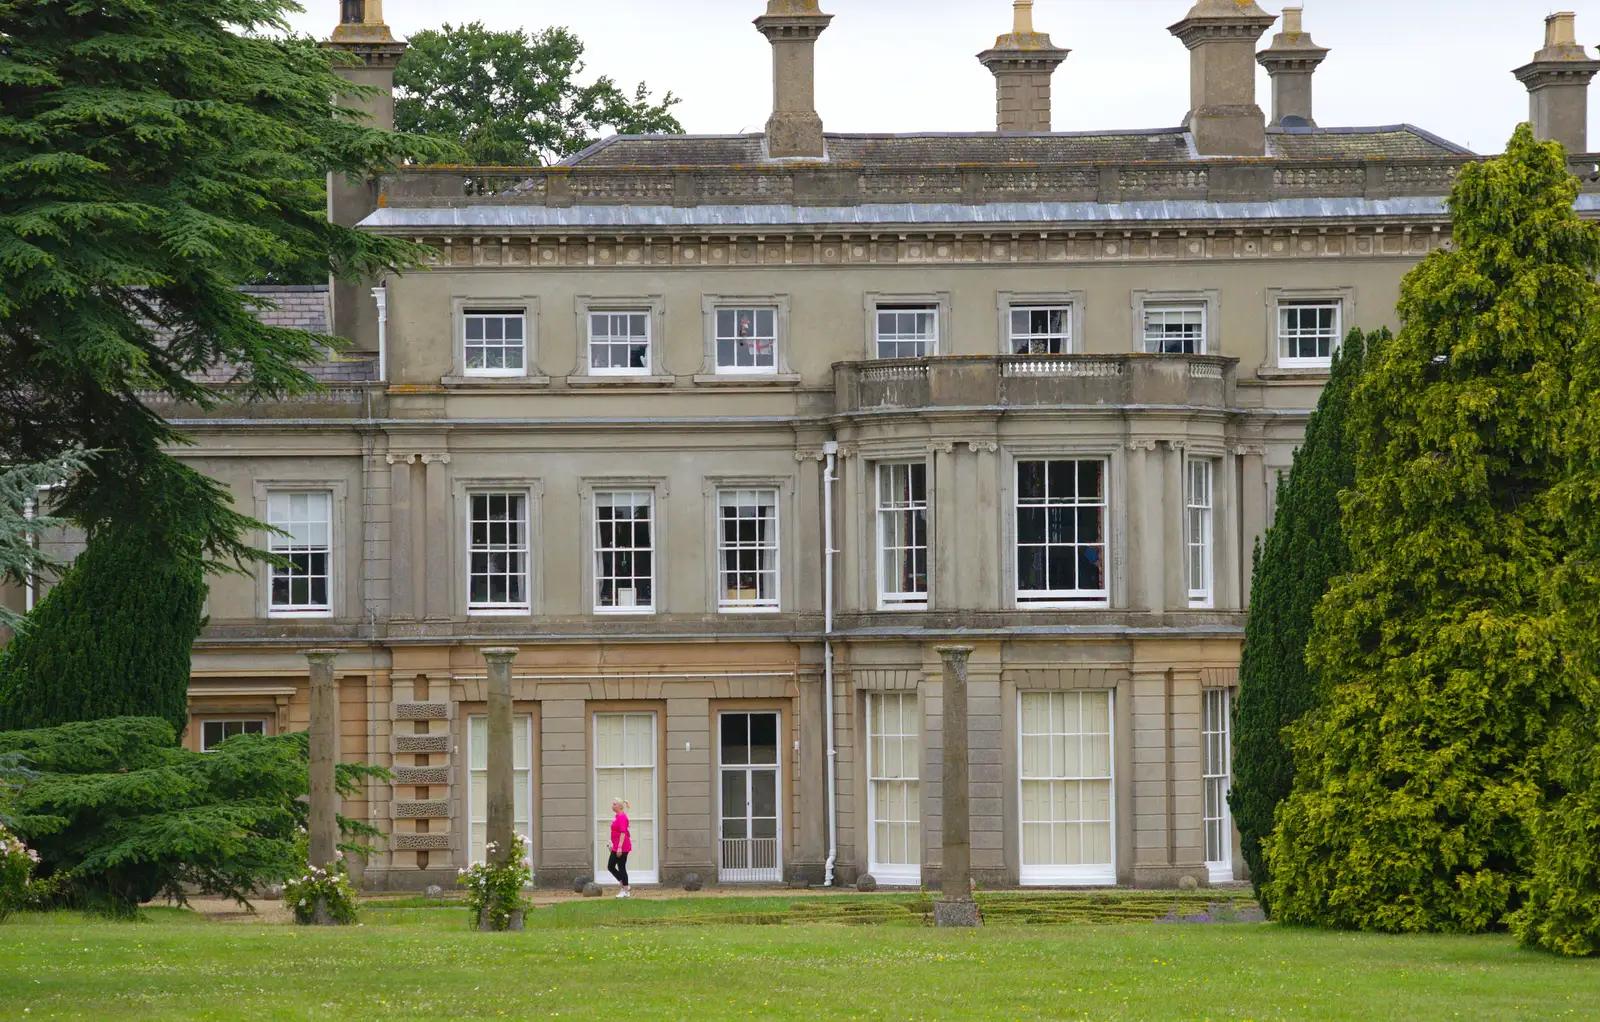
[611,798,630,812]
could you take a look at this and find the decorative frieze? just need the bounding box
[411,224,1450,270]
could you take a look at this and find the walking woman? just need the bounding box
[607,798,632,898]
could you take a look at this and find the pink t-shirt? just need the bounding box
[610,812,632,854]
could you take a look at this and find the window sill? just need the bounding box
[878,601,929,612]
[443,375,551,389]
[593,607,657,616]
[468,607,533,617]
[693,373,802,387]
[718,606,782,615]
[1255,365,1331,381]
[267,610,333,620]
[1015,600,1111,611]
[566,375,676,388]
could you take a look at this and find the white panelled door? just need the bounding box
[867,693,921,885]
[467,714,534,866]
[594,712,658,885]
[1018,690,1115,886]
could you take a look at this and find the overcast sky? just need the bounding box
[287,1,1600,155]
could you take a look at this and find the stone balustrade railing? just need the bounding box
[375,157,1600,210]
[834,354,1237,414]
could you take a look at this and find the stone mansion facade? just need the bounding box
[9,1,1600,892]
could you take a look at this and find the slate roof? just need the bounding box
[185,286,377,385]
[559,125,1472,168]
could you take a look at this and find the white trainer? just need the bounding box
[615,889,627,899]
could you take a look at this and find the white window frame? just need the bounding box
[1203,688,1233,883]
[1131,289,1218,356]
[1262,288,1354,375]
[569,295,668,384]
[1009,305,1073,355]
[876,462,930,609]
[587,309,653,376]
[447,296,543,384]
[593,711,660,886]
[713,306,778,374]
[200,718,267,752]
[1277,301,1342,368]
[1142,305,1207,355]
[1014,459,1110,608]
[467,491,531,615]
[266,490,334,618]
[864,292,949,361]
[462,309,528,378]
[593,489,657,615]
[715,488,780,613]
[866,692,921,886]
[466,713,535,866]
[997,291,1086,356]
[1018,690,1116,887]
[1186,459,1214,609]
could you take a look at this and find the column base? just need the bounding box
[934,899,982,928]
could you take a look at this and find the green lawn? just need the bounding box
[1,894,1596,1020]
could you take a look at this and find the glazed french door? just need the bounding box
[718,711,782,883]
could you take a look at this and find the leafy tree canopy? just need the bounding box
[0,0,449,565]
[395,22,683,166]
[0,454,81,630]
[1230,329,1375,911]
[1265,125,1600,943]
[0,717,384,915]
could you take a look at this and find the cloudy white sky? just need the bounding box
[287,1,1598,155]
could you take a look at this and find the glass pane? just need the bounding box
[721,713,749,766]
[751,769,777,819]
[750,713,778,765]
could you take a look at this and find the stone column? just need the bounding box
[483,648,519,869]
[387,453,415,622]
[933,645,979,927]
[307,650,342,870]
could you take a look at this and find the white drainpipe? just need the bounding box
[371,284,388,382]
[822,440,839,886]
[22,497,35,613]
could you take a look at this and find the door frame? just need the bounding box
[590,705,664,886]
[865,690,922,887]
[715,708,784,883]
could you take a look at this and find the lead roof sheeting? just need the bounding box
[558,125,1470,167]
[360,196,1470,231]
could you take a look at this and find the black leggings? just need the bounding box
[607,850,630,887]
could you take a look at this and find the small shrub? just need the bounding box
[458,835,532,931]
[0,823,41,920]
[284,855,359,926]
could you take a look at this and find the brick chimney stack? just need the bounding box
[325,1,408,350]
[755,1,833,159]
[978,1,1070,133]
[1256,8,1329,128]
[1169,0,1277,157]
[1513,13,1600,154]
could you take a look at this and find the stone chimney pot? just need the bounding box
[755,1,834,159]
[1256,7,1330,128]
[978,1,1070,132]
[1169,0,1277,156]
[1513,12,1600,153]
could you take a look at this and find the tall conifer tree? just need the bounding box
[1266,125,1600,937]
[0,0,446,560]
[1230,331,1373,909]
